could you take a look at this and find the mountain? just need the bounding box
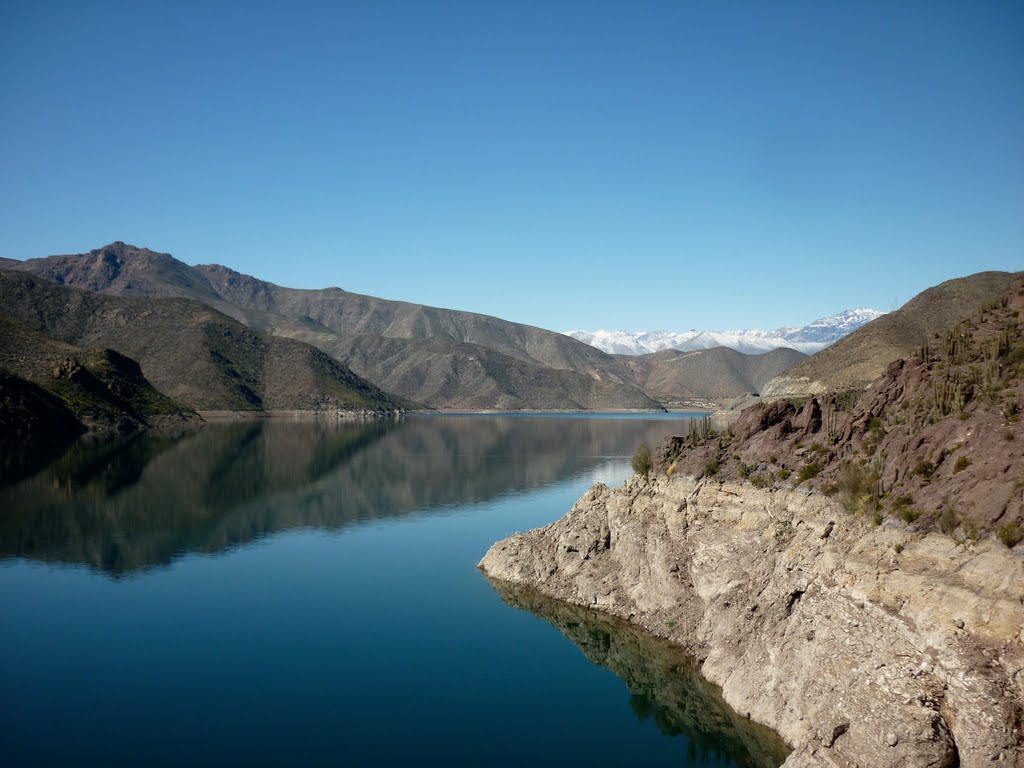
[12,242,623,371]
[4,242,814,408]
[763,271,1019,396]
[564,309,885,356]
[609,347,807,405]
[0,270,406,414]
[0,311,192,430]
[0,309,201,483]
[6,243,665,410]
[659,270,1024,536]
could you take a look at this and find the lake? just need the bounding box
[0,414,787,767]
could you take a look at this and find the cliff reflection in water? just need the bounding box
[489,580,791,768]
[0,415,686,576]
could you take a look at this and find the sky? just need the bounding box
[1,1,1021,333]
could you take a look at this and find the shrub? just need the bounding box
[704,457,720,477]
[777,468,791,481]
[898,507,920,524]
[938,506,959,535]
[749,473,768,489]
[1004,399,1021,423]
[631,444,653,478]
[797,461,823,483]
[894,543,904,554]
[913,460,935,481]
[953,455,972,474]
[963,520,979,541]
[998,522,1023,549]
[835,461,877,515]
[738,462,755,479]
[891,494,914,510]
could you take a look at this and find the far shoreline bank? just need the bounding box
[196,408,713,420]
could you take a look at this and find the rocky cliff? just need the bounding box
[481,475,1024,767]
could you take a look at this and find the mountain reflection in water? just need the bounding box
[489,580,791,768]
[0,414,689,576]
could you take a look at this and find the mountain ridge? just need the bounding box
[5,242,813,409]
[0,269,407,414]
[565,308,885,356]
[763,271,1019,396]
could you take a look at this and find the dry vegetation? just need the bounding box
[658,272,1024,546]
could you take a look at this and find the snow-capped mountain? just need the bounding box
[564,309,885,356]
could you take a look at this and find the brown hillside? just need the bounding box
[0,312,191,431]
[657,273,1024,542]
[613,346,807,404]
[5,243,807,408]
[764,271,1017,396]
[325,334,664,411]
[0,270,405,413]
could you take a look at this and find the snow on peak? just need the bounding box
[564,308,885,356]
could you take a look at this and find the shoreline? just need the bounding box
[418,407,711,415]
[197,407,714,419]
[480,474,1024,767]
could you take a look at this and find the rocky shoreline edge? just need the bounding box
[480,474,1024,767]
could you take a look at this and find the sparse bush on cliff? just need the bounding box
[938,505,959,535]
[898,506,921,524]
[631,443,653,478]
[953,455,972,474]
[998,522,1023,549]
[914,460,935,481]
[835,461,879,515]
[797,461,823,484]
[964,520,979,541]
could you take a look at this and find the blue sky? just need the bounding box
[1,1,1021,332]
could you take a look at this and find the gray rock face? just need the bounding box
[480,475,1024,768]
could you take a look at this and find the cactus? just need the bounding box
[984,328,1012,362]
[931,372,965,417]
[688,414,712,446]
[943,327,973,364]
[916,340,932,364]
[824,406,839,444]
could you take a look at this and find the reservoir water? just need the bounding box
[0,415,787,767]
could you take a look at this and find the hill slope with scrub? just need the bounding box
[0,270,406,414]
[5,242,809,409]
[763,271,1016,397]
[659,272,1024,541]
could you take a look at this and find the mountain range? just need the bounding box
[564,309,885,356]
[762,271,1019,396]
[0,242,820,413]
[6,242,1004,432]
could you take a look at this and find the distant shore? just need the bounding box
[197,407,713,420]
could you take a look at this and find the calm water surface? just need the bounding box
[0,415,787,767]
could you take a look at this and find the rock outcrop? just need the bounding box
[481,475,1024,767]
